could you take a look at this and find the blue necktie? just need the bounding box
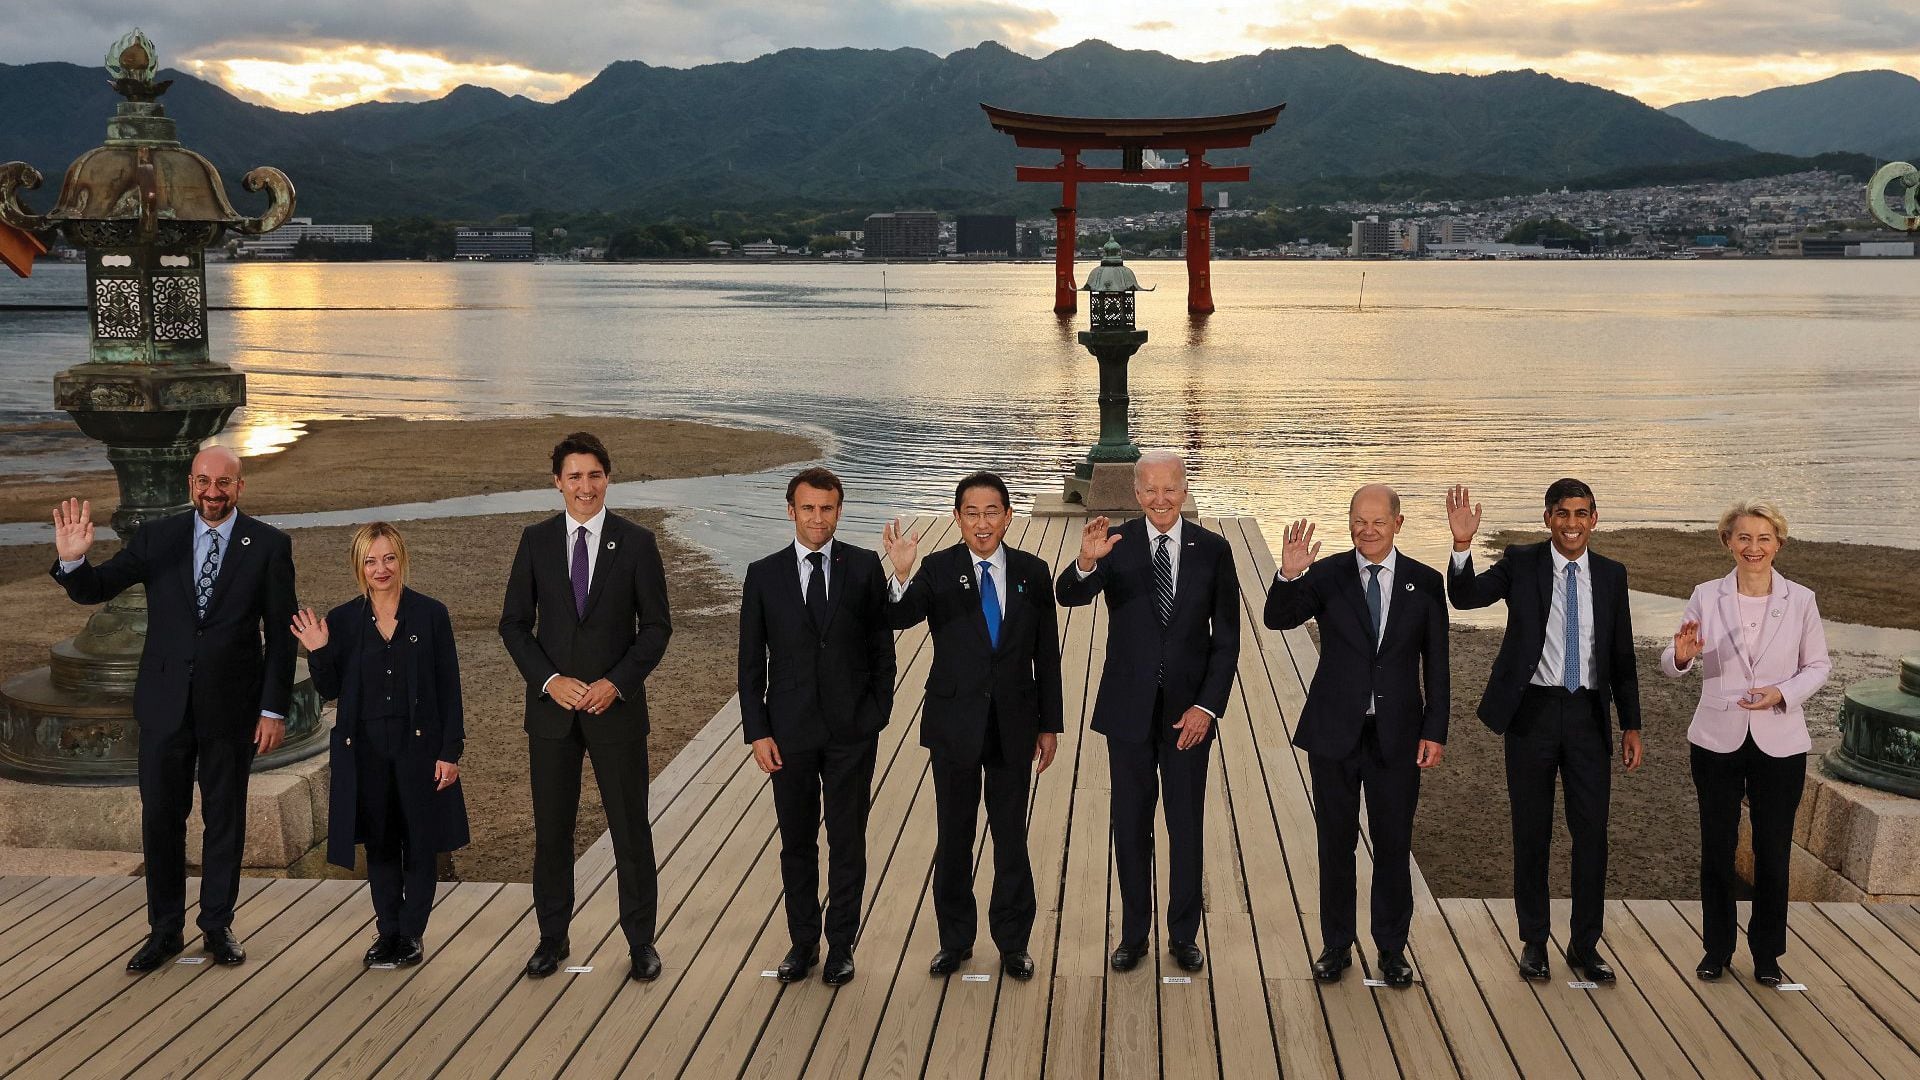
[1562,562,1582,690]
[195,529,221,622]
[978,560,1001,648]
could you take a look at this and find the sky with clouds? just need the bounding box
[4,1,1916,111]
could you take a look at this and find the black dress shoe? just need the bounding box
[1517,941,1550,981]
[204,928,246,966]
[127,932,185,974]
[1378,949,1414,987]
[1567,947,1614,983]
[1001,950,1035,981]
[391,937,424,967]
[630,945,663,982]
[822,947,856,986]
[1168,941,1205,973]
[1312,945,1352,982]
[1753,959,1784,987]
[1696,954,1728,981]
[1110,941,1148,973]
[928,947,972,976]
[777,944,819,984]
[365,934,399,966]
[525,937,569,978]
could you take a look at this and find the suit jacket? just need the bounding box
[499,511,672,743]
[309,588,471,868]
[1054,517,1240,743]
[52,509,296,738]
[887,542,1063,763]
[1264,550,1449,761]
[738,541,897,752]
[1659,570,1830,756]
[1447,541,1641,736]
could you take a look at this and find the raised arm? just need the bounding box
[1263,518,1324,630]
[1444,483,1510,610]
[50,497,149,604]
[1055,516,1119,607]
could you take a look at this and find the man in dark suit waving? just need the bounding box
[1264,485,1447,987]
[501,432,672,982]
[1446,478,1642,983]
[880,471,1062,981]
[739,467,896,987]
[1055,450,1238,974]
[51,446,296,972]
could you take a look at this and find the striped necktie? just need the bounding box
[1153,534,1173,627]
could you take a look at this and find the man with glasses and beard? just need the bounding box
[50,446,297,972]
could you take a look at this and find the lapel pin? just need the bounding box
[239,536,251,546]
[409,634,418,643]
[606,541,616,550]
[1404,583,1414,591]
[1771,610,1781,618]
[960,576,972,590]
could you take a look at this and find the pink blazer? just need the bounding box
[1659,570,1831,756]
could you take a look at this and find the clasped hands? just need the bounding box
[549,676,618,714]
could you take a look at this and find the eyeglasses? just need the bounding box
[189,475,238,492]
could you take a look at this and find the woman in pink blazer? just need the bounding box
[1660,500,1830,986]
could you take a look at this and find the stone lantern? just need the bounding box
[0,29,323,783]
[1060,239,1153,511]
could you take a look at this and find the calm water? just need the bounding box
[3,259,1917,569]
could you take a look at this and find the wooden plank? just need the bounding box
[0,875,281,1078]
[1209,912,1279,1080]
[1267,978,1342,1080]
[372,895,550,1079]
[312,883,534,1079]
[52,880,360,1080]
[0,876,88,938]
[1157,810,1219,1080]
[1044,975,1105,1078]
[1438,897,1568,1078]
[1784,903,1920,1060]
[1476,898,1638,1080]
[145,883,462,1079]
[0,876,43,912]
[1818,901,1920,1000]
[1103,819,1159,1080]
[1406,875,1519,1080]
[1622,899,1818,1080]
[0,876,136,967]
[1596,899,1754,1080]
[1669,899,1912,1079]
[1866,903,1920,959]
[0,875,148,1001]
[248,882,501,1078]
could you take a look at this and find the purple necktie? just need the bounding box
[572,526,589,618]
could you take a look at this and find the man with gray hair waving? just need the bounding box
[1055,451,1240,974]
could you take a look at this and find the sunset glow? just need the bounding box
[185,46,584,112]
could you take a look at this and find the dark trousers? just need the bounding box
[771,735,878,951]
[1307,720,1419,953]
[139,712,253,936]
[530,721,656,951]
[1506,687,1611,951]
[1108,696,1211,947]
[1693,736,1805,963]
[359,716,436,939]
[929,723,1036,953]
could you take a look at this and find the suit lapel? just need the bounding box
[1750,571,1791,673]
[1713,574,1751,678]
[1534,545,1555,635]
[819,544,848,632]
[1166,524,1203,626]
[1380,554,1413,649]
[1341,553,1377,651]
[954,546,996,652]
[173,513,198,609]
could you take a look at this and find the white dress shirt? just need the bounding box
[1450,546,1594,689]
[1355,548,1397,646]
[888,543,1007,616]
[562,506,608,586]
[794,537,832,601]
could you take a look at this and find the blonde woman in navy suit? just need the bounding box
[293,522,469,968]
[1661,501,1830,985]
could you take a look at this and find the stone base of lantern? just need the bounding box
[1035,465,1199,518]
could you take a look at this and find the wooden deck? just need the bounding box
[4,515,1920,1078]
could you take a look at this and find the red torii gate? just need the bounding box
[982,103,1284,314]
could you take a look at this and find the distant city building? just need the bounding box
[740,238,782,257]
[1217,191,1229,210]
[835,229,864,242]
[1350,217,1391,257]
[454,227,535,261]
[707,240,734,255]
[234,216,372,258]
[1435,218,1469,245]
[862,211,940,258]
[1796,231,1920,257]
[955,215,1016,256]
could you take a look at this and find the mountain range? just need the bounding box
[1665,70,1920,161]
[0,40,1838,220]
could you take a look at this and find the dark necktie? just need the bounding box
[1365,563,1384,646]
[805,550,828,626]
[1563,562,1582,690]
[979,560,1001,648]
[572,526,590,618]
[195,529,221,622]
[1154,533,1174,627]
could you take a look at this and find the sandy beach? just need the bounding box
[0,415,817,882]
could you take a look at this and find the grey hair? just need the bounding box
[1133,450,1187,487]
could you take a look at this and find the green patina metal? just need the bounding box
[1074,239,1150,475]
[0,31,319,784]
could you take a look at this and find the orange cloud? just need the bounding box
[183,45,584,112]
